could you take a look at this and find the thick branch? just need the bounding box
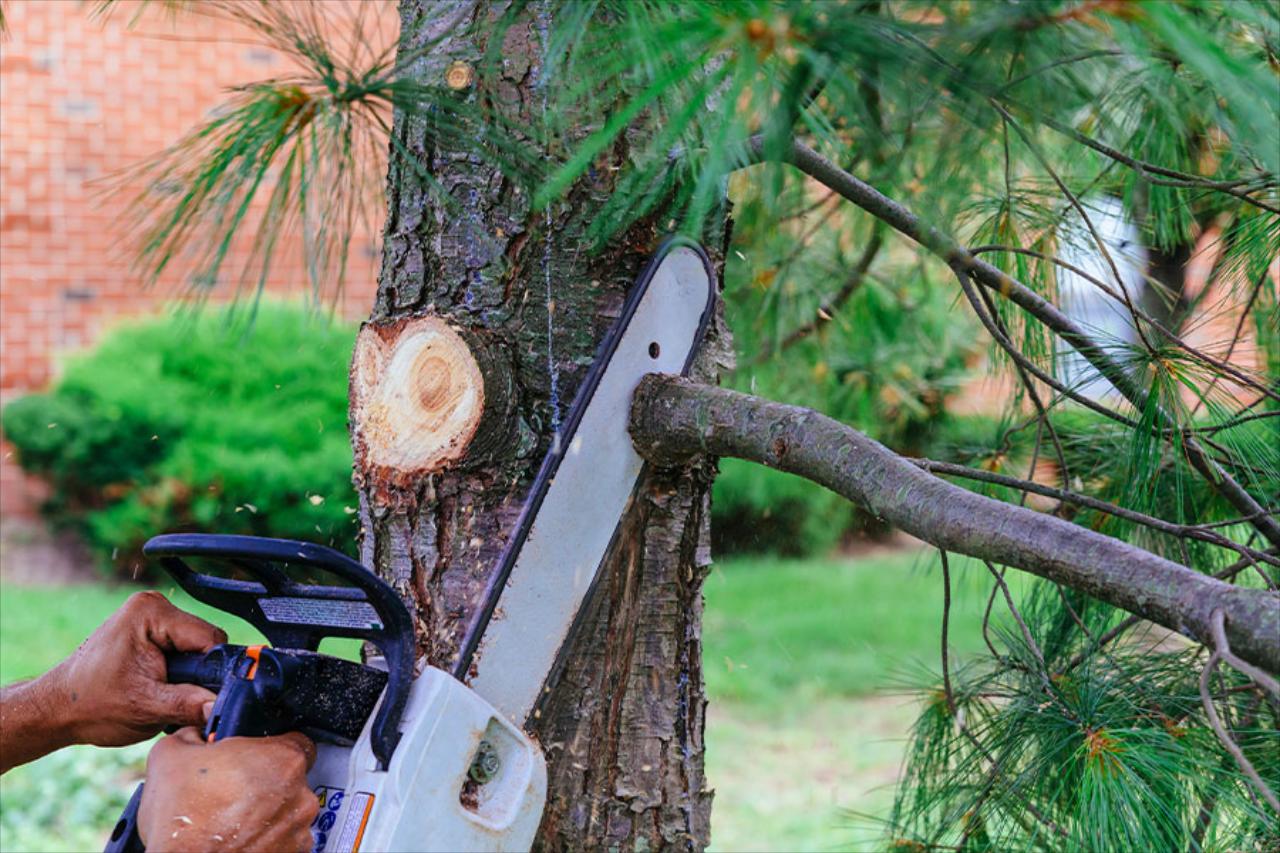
[630,375,1280,674]
[914,458,1280,570]
[746,136,1280,551]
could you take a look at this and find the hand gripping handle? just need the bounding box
[103,648,256,853]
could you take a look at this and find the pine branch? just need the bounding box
[1031,113,1280,216]
[967,245,1277,405]
[745,136,1280,551]
[971,264,1072,494]
[913,458,1280,571]
[892,24,1280,215]
[995,103,1155,353]
[939,549,957,718]
[950,263,1140,426]
[630,375,1280,674]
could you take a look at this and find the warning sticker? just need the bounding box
[310,786,345,853]
[333,792,375,853]
[259,597,382,630]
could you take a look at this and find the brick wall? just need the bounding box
[1,4,1270,522]
[0,1,393,517]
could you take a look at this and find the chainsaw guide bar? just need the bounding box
[458,238,716,725]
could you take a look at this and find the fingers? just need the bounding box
[291,829,318,853]
[146,726,204,769]
[268,731,318,772]
[292,787,321,827]
[288,794,321,853]
[146,682,218,728]
[276,787,322,853]
[139,594,228,653]
[143,727,319,853]
[166,725,207,746]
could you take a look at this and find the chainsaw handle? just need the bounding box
[104,647,270,853]
[144,534,413,768]
[165,646,243,689]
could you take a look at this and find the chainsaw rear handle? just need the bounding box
[104,646,261,853]
[106,644,389,852]
[143,533,414,768]
[165,646,235,689]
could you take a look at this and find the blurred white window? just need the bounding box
[1055,196,1148,400]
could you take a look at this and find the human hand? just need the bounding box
[138,727,319,853]
[45,591,226,747]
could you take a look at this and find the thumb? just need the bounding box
[166,725,207,746]
[144,726,205,774]
[147,682,217,727]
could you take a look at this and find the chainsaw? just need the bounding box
[103,238,715,853]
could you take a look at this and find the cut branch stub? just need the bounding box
[351,315,498,497]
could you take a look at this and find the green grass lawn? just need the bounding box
[0,548,1015,852]
[702,550,1006,710]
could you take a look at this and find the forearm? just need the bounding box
[0,672,76,773]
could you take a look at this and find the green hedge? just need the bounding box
[2,304,359,578]
[711,459,853,557]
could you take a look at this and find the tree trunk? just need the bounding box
[350,2,727,848]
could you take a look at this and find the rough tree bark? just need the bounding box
[350,2,727,848]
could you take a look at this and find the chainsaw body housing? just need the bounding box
[308,668,546,853]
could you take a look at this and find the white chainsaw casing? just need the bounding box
[307,667,547,853]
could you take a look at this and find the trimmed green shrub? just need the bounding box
[2,303,359,578]
[711,459,853,557]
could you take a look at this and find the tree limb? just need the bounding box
[744,135,1280,551]
[913,458,1280,571]
[1063,549,1276,674]
[630,375,1280,674]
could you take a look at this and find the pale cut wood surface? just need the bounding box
[350,315,484,484]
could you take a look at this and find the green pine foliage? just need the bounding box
[98,0,541,303]
[58,0,1280,847]
[885,582,1278,851]
[716,212,987,553]
[1,304,360,576]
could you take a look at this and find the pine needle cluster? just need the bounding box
[80,1,1278,848]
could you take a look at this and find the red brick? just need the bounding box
[0,2,391,514]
